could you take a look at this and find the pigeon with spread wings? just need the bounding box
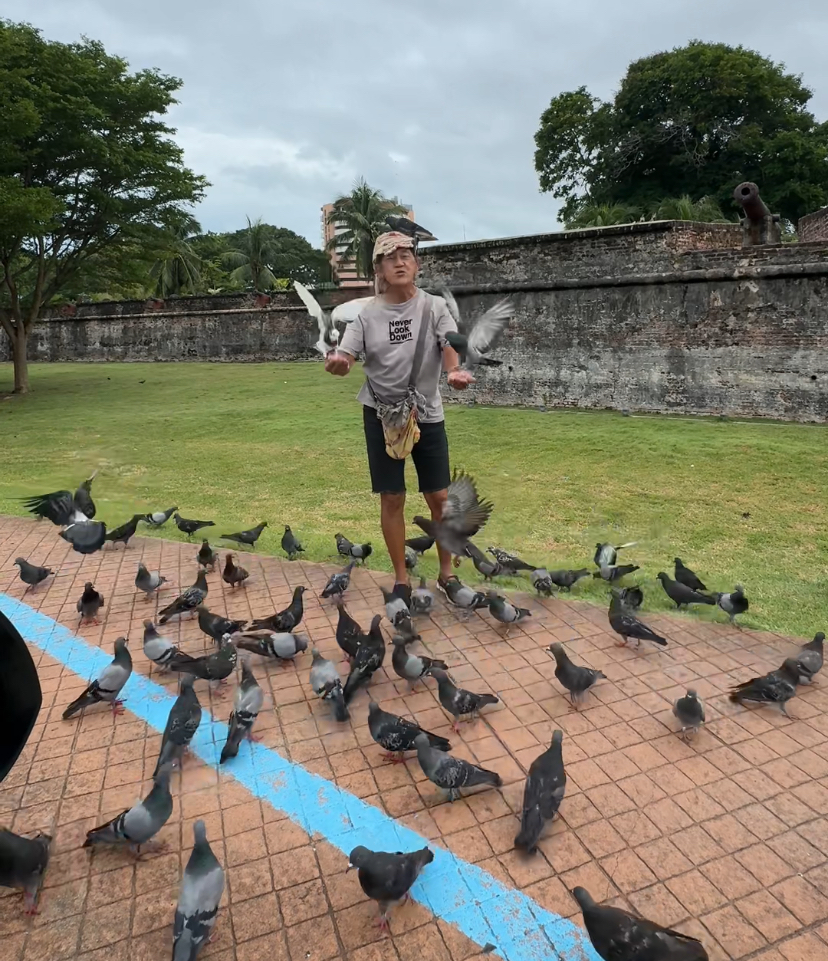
[441,288,514,369]
[293,280,340,356]
[412,471,493,559]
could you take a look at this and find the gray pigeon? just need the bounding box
[63,637,131,719]
[0,829,51,914]
[234,629,308,662]
[143,506,177,528]
[548,643,606,709]
[464,541,501,578]
[155,675,202,774]
[158,569,208,624]
[427,668,498,732]
[792,632,824,683]
[167,636,237,692]
[334,534,372,564]
[391,636,447,687]
[594,563,640,583]
[197,606,247,645]
[593,542,637,568]
[281,525,304,559]
[77,582,105,625]
[83,765,173,852]
[441,289,514,369]
[515,730,566,854]
[220,660,264,762]
[546,568,591,591]
[249,585,306,633]
[309,648,349,722]
[486,592,531,633]
[220,521,267,548]
[13,557,53,593]
[348,845,434,931]
[673,689,705,740]
[657,572,715,609]
[135,563,167,600]
[197,540,218,571]
[367,701,450,762]
[404,546,418,571]
[608,590,667,648]
[143,620,181,670]
[173,821,225,961]
[321,561,356,599]
[439,576,489,612]
[714,585,749,625]
[530,569,555,597]
[410,577,434,615]
[414,732,502,801]
[59,519,107,555]
[729,659,799,715]
[381,586,411,626]
[572,886,709,961]
[412,471,493,559]
[393,613,421,644]
[487,546,536,574]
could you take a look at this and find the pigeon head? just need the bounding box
[284,525,291,533]
[192,820,208,845]
[310,647,321,659]
[114,636,129,653]
[571,887,595,911]
[294,586,306,596]
[391,635,407,647]
[657,572,669,582]
[347,845,372,870]
[14,558,24,566]
[143,619,155,630]
[686,689,698,699]
[370,614,383,630]
[426,667,447,682]
[294,634,309,652]
[412,516,435,535]
[674,557,684,565]
[551,729,564,747]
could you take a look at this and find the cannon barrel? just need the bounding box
[734,182,770,224]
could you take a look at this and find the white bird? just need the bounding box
[293,281,339,355]
[331,297,373,325]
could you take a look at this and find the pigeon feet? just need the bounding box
[381,752,406,764]
[110,700,126,716]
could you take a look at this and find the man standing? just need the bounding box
[324,231,473,602]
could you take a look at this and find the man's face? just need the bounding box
[379,247,418,287]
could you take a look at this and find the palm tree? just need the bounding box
[326,177,409,279]
[566,202,641,229]
[149,215,203,297]
[222,218,280,290]
[654,195,731,222]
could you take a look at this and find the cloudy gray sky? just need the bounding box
[10,1,828,247]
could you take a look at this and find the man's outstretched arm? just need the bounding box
[324,349,355,376]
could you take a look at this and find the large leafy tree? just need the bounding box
[221,217,281,290]
[220,221,329,288]
[149,214,204,298]
[535,41,828,225]
[326,177,408,279]
[0,21,207,393]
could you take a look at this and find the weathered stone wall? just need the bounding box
[799,206,828,243]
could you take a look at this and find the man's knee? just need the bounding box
[424,489,448,519]
[380,492,406,516]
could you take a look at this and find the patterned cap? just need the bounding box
[372,231,415,262]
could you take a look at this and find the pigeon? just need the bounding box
[674,557,707,592]
[335,533,372,563]
[105,513,144,549]
[593,542,637,568]
[22,472,97,525]
[83,765,173,852]
[143,620,180,670]
[530,569,555,597]
[335,601,363,662]
[331,296,374,325]
[309,649,349,722]
[154,674,202,774]
[439,576,489,612]
[250,586,306,632]
[393,613,421,645]
[13,558,53,593]
[143,506,177,528]
[321,561,356,599]
[792,632,824,683]
[381,585,411,627]
[729,659,799,715]
[714,585,749,625]
[441,289,514,369]
[135,563,167,600]
[281,525,304,559]
[405,534,434,555]
[174,513,215,538]
[412,470,493,559]
[220,659,263,762]
[172,821,225,961]
[594,563,640,582]
[197,607,247,645]
[385,214,437,241]
[464,541,501,578]
[404,546,418,571]
[348,844,434,931]
[293,279,340,356]
[486,592,531,633]
[487,546,535,574]
[392,636,447,687]
[410,577,434,615]
[368,701,450,762]
[76,582,105,625]
[608,590,667,648]
[343,615,385,703]
[546,569,591,592]
[548,643,606,709]
[197,540,218,571]
[158,570,208,624]
[0,829,51,914]
[234,629,308,663]
[221,553,249,589]
[515,730,566,854]
[167,636,237,694]
[414,733,502,801]
[572,886,709,961]
[673,689,705,740]
[221,522,268,548]
[657,573,715,609]
[335,533,355,558]
[60,520,107,554]
[63,637,132,719]
[428,668,499,732]
[617,585,644,611]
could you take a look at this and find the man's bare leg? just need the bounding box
[423,489,452,581]
[380,493,409,584]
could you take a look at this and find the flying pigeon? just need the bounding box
[414,733,501,802]
[530,569,555,596]
[197,607,247,646]
[674,557,707,592]
[197,540,218,571]
[221,553,249,589]
[220,521,267,548]
[63,637,131,719]
[428,668,498,732]
[233,629,308,663]
[673,689,705,740]
[143,506,178,528]
[464,541,501,578]
[343,615,385,703]
[83,765,173,853]
[154,675,202,774]
[293,280,340,356]
[413,471,493,560]
[608,590,667,648]
[594,563,640,583]
[410,577,434,615]
[143,620,180,671]
[321,561,356,600]
[172,821,225,961]
[593,542,637,568]
[250,586,306,632]
[0,829,51,914]
[486,592,531,633]
[729,659,799,715]
[441,289,514,369]
[515,730,566,854]
[392,636,446,688]
[791,631,824,683]
[335,601,363,662]
[385,214,437,241]
[548,643,606,709]
[22,471,97,525]
[135,563,167,600]
[220,659,264,762]
[331,296,374,325]
[158,570,208,624]
[60,520,107,554]
[348,844,434,931]
[105,513,144,549]
[381,585,411,626]
[657,573,715,609]
[309,648,348,722]
[174,513,215,538]
[546,569,591,592]
[438,576,489,612]
[77,582,105,625]
[13,558,53,594]
[486,546,536,574]
[714,585,749,625]
[367,700,450,763]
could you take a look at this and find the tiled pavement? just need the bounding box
[1,514,827,961]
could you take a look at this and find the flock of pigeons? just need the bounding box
[4,454,825,960]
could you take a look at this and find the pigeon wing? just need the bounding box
[466,300,513,355]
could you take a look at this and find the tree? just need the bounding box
[326,177,408,279]
[149,214,204,297]
[535,41,828,225]
[0,21,207,393]
[220,222,329,288]
[653,195,731,223]
[566,203,640,229]
[221,217,281,290]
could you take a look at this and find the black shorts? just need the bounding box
[362,405,451,495]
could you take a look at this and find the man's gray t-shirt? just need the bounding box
[338,289,457,423]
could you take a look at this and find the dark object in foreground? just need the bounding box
[348,844,433,931]
[0,829,51,914]
[0,610,42,784]
[515,730,566,854]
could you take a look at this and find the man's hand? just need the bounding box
[447,369,475,391]
[325,350,351,376]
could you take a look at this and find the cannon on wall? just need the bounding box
[733,182,782,246]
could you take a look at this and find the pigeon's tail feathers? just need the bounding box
[476,693,499,708]
[514,807,544,854]
[220,719,245,763]
[62,689,94,719]
[329,685,350,722]
[466,766,502,789]
[647,631,669,647]
[426,732,451,752]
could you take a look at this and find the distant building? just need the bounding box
[321,202,415,287]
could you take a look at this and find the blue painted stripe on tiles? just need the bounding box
[1,594,599,961]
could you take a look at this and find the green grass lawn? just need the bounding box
[2,361,826,638]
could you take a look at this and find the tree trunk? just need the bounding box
[11,327,29,394]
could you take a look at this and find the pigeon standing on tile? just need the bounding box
[172,820,225,961]
[13,558,53,593]
[105,513,144,549]
[63,638,132,719]
[174,514,216,538]
[222,553,249,589]
[250,586,306,633]
[197,540,218,571]
[83,765,173,853]
[391,636,446,688]
[714,585,749,625]
[410,578,435,615]
[0,830,51,914]
[414,733,502,801]
[196,607,247,646]
[439,577,489,613]
[381,585,411,627]
[530,570,555,597]
[76,582,105,625]
[657,573,715,610]
[547,569,591,592]
[167,635,237,693]
[155,675,202,774]
[791,632,824,683]
[348,844,434,931]
[343,615,385,703]
[673,558,707,592]
[220,659,264,762]
[233,630,308,663]
[367,701,450,763]
[548,643,606,709]
[427,668,499,732]
[280,525,304,559]
[486,592,531,633]
[321,562,356,600]
[412,471,493,560]
[143,620,181,671]
[608,590,667,648]
[143,506,178,528]
[729,659,799,715]
[309,649,349,722]
[673,690,705,740]
[515,730,566,854]
[158,570,208,624]
[220,521,268,548]
[334,601,363,662]
[135,563,167,601]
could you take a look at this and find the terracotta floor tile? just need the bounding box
[771,876,828,925]
[236,931,290,961]
[230,892,283,941]
[735,843,796,887]
[636,838,694,880]
[394,922,451,961]
[701,905,767,959]
[598,849,657,894]
[778,933,828,961]
[737,890,802,942]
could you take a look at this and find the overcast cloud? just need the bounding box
[8,0,828,247]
